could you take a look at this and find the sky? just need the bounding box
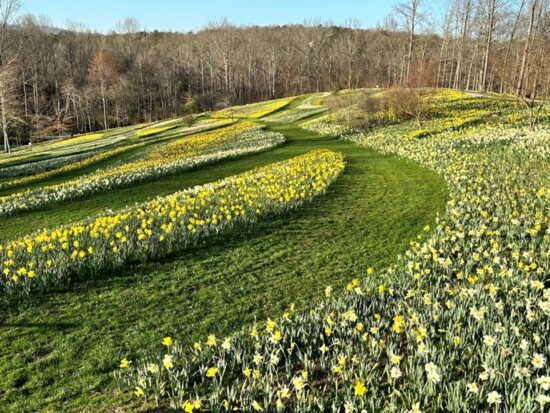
[21,0,402,33]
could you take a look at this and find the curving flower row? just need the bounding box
[0,125,284,217]
[0,142,148,191]
[0,149,345,299]
[211,97,295,119]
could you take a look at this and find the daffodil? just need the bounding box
[354,380,367,396]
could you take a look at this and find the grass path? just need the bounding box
[0,122,448,412]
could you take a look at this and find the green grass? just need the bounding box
[0,122,448,412]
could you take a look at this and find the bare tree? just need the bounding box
[515,0,548,130]
[0,63,19,153]
[0,0,21,152]
[395,0,423,84]
[0,0,20,65]
[452,0,473,89]
[0,4,548,142]
[88,50,119,130]
[480,0,497,91]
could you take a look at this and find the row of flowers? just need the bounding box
[264,93,329,124]
[211,97,296,119]
[0,149,345,299]
[0,125,284,218]
[0,147,114,180]
[0,141,149,191]
[0,117,229,185]
[265,107,326,124]
[117,99,548,412]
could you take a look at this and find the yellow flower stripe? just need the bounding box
[0,142,147,191]
[0,123,284,216]
[135,125,176,138]
[211,97,295,119]
[0,149,345,297]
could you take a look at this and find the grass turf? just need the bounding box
[0,122,448,412]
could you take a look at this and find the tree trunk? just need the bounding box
[1,90,10,154]
[454,0,472,90]
[406,0,419,83]
[481,0,496,92]
[517,0,538,97]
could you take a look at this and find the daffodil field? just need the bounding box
[1,90,548,413]
[0,125,285,217]
[117,94,549,412]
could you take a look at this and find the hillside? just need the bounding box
[0,90,548,412]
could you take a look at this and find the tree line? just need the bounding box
[0,0,549,151]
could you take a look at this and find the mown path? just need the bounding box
[0,121,448,412]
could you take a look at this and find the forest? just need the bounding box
[0,0,549,149]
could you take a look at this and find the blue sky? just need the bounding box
[21,0,401,33]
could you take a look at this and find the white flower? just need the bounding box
[532,353,546,369]
[467,382,479,394]
[425,362,441,384]
[269,354,279,365]
[417,342,428,355]
[536,394,550,406]
[390,366,402,379]
[519,339,529,351]
[537,376,550,391]
[483,335,496,346]
[344,402,355,413]
[409,402,422,413]
[425,362,439,374]
[221,338,231,350]
[487,391,502,404]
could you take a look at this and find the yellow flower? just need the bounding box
[134,387,144,397]
[354,380,367,396]
[206,335,217,346]
[163,354,173,369]
[120,358,130,368]
[266,318,276,332]
[206,367,218,377]
[162,336,173,347]
[390,354,401,364]
[270,331,282,343]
